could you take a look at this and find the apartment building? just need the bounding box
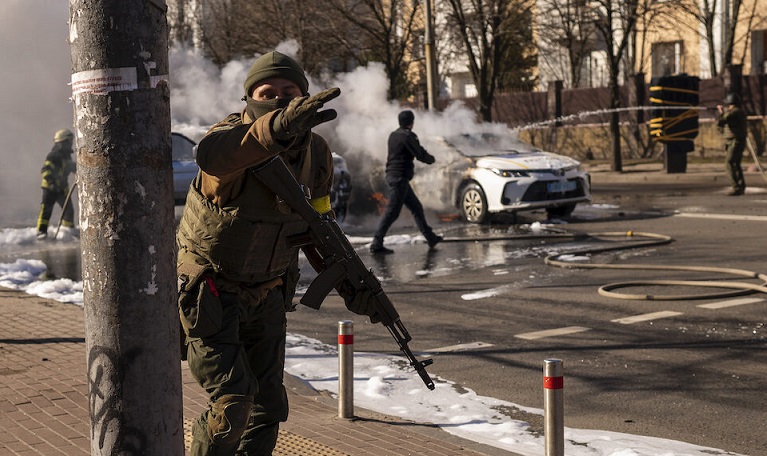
[535,0,767,89]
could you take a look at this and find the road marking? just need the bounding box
[697,297,765,309]
[675,212,767,222]
[461,285,512,300]
[425,341,495,353]
[611,311,683,325]
[515,326,590,340]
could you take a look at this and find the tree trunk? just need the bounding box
[68,1,183,454]
[609,73,623,172]
[479,82,493,121]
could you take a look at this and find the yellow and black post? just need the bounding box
[649,75,700,173]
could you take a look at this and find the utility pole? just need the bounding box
[424,0,439,111]
[68,1,183,454]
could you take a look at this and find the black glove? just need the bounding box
[272,87,341,140]
[337,280,381,324]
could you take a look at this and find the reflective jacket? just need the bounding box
[41,142,75,192]
[176,109,333,286]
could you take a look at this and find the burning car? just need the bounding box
[413,133,591,223]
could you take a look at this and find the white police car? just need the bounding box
[416,134,591,223]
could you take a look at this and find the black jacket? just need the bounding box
[385,127,435,181]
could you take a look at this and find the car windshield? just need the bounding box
[441,133,540,157]
[172,133,196,161]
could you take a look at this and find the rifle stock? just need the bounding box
[252,156,435,390]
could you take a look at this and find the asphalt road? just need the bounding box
[3,162,764,454]
[287,163,767,456]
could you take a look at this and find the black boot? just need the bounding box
[427,234,443,248]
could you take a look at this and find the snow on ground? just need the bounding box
[0,227,743,456]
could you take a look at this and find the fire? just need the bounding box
[369,192,388,215]
[438,213,462,222]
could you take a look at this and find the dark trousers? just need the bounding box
[372,178,435,247]
[187,286,288,455]
[37,188,74,234]
[725,138,746,192]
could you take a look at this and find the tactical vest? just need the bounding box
[721,108,747,141]
[177,141,322,285]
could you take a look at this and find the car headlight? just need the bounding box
[490,168,529,178]
[563,163,581,172]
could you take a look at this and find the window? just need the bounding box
[652,41,684,78]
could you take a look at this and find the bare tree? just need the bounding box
[587,0,646,171]
[444,0,537,121]
[537,0,597,88]
[167,0,194,46]
[322,0,422,100]
[167,0,358,82]
[242,0,348,76]
[196,0,253,64]
[672,0,745,77]
[722,0,745,71]
[629,0,685,76]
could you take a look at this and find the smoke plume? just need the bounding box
[0,4,513,227]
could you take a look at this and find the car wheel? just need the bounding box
[460,183,488,224]
[546,204,576,218]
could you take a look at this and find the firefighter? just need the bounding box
[36,129,76,239]
[717,93,748,196]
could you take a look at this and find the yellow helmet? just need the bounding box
[54,129,74,143]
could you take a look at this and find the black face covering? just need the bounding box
[245,97,292,121]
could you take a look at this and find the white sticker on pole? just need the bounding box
[71,68,138,95]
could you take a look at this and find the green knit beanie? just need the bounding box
[243,51,309,97]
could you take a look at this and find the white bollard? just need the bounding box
[544,359,564,456]
[338,320,354,419]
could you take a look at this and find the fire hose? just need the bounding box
[543,231,767,301]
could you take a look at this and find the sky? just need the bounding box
[0,226,744,456]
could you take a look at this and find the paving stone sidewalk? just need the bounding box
[0,288,508,455]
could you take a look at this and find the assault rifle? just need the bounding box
[252,156,435,390]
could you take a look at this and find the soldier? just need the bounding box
[370,110,442,254]
[36,129,76,239]
[717,93,747,196]
[176,51,379,455]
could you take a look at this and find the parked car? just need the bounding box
[173,134,352,214]
[172,132,199,204]
[415,134,591,223]
[331,152,352,222]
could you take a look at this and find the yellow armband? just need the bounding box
[310,195,332,214]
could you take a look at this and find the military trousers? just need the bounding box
[187,284,289,455]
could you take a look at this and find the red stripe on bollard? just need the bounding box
[544,376,563,389]
[338,334,354,345]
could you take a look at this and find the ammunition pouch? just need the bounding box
[178,261,223,339]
